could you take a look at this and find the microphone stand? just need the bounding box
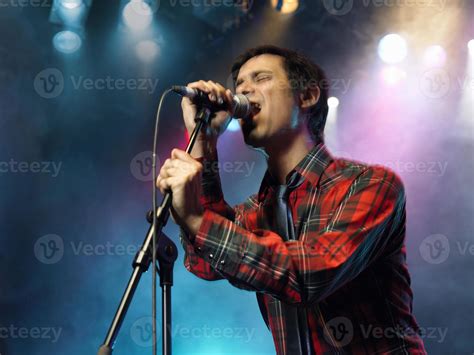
[98,106,212,355]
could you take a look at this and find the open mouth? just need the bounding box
[250,102,261,117]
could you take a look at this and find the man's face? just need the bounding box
[234,54,301,149]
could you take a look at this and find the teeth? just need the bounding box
[251,103,261,110]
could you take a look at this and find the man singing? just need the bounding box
[157,45,426,354]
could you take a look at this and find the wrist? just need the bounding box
[191,138,218,160]
[186,213,204,236]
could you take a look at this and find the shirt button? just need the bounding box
[196,246,201,252]
[220,259,225,265]
[209,254,214,259]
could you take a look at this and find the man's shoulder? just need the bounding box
[325,156,405,193]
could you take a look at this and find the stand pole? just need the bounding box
[97,107,212,355]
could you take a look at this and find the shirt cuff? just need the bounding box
[191,209,248,277]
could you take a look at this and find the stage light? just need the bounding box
[123,0,153,32]
[423,45,446,67]
[53,30,82,54]
[136,40,160,62]
[381,66,406,86]
[227,119,241,132]
[59,0,83,9]
[378,34,408,64]
[468,40,474,55]
[271,0,299,14]
[327,97,339,108]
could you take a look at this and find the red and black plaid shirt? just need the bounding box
[181,143,426,354]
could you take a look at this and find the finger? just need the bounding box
[157,176,171,194]
[225,89,234,106]
[158,159,172,178]
[171,149,202,167]
[188,80,212,94]
[206,81,226,104]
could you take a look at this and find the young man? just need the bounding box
[157,45,426,354]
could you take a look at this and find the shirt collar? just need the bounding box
[258,142,334,201]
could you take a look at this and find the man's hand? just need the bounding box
[156,148,204,235]
[182,80,234,158]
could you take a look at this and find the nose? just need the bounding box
[236,81,255,96]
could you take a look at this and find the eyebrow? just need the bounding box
[236,70,273,87]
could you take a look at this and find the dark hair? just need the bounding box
[231,45,329,143]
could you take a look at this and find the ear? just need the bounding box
[298,87,320,110]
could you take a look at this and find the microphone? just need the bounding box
[171,85,251,120]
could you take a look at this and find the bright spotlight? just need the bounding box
[381,66,407,86]
[423,45,446,67]
[136,40,160,62]
[271,0,299,14]
[378,34,408,64]
[53,30,82,54]
[468,40,474,55]
[123,0,153,32]
[327,97,339,108]
[227,119,241,132]
[59,0,83,9]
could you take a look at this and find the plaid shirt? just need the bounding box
[181,143,426,354]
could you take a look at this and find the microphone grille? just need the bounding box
[233,94,251,120]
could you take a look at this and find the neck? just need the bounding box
[266,132,316,184]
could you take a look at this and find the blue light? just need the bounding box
[136,40,160,62]
[227,119,241,132]
[59,0,83,9]
[54,0,86,27]
[123,0,153,32]
[53,30,82,54]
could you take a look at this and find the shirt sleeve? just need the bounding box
[188,166,406,305]
[180,155,235,281]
